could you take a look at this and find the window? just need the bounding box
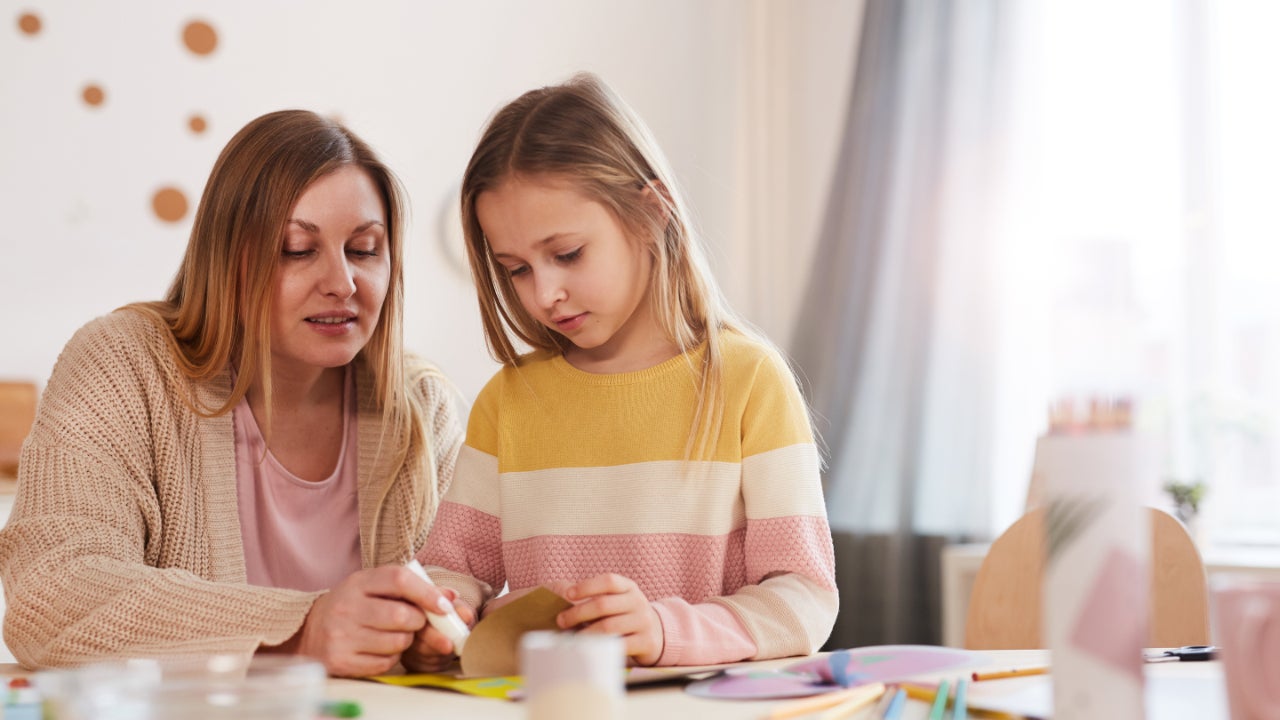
[993,1,1280,545]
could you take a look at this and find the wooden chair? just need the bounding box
[0,381,38,477]
[964,506,1210,649]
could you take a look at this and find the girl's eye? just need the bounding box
[506,265,530,278]
[555,248,582,264]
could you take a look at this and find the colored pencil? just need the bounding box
[896,682,1014,719]
[953,678,969,720]
[817,682,888,720]
[882,688,908,720]
[766,686,881,720]
[970,666,1050,681]
[928,679,951,720]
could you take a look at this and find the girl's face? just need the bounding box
[269,165,390,378]
[477,174,667,372]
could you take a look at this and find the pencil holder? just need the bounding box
[1039,431,1152,719]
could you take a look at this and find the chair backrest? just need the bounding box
[964,506,1210,649]
[0,381,38,476]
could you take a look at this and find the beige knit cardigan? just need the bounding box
[0,310,464,669]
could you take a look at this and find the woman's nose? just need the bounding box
[320,252,357,298]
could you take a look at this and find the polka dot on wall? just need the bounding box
[182,20,217,56]
[152,187,189,223]
[82,84,105,107]
[17,11,41,35]
[188,114,208,134]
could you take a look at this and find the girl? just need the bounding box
[0,110,464,677]
[408,74,836,669]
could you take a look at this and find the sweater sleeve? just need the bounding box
[655,349,838,665]
[0,315,319,669]
[416,374,505,612]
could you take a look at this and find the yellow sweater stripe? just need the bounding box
[466,332,813,471]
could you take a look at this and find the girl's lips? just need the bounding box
[554,313,587,332]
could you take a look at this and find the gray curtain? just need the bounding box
[792,0,1017,648]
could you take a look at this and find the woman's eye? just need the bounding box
[282,249,312,258]
[555,248,582,263]
[347,247,379,258]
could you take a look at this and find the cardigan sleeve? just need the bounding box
[0,314,319,669]
[403,362,467,558]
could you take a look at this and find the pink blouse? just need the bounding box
[233,368,362,592]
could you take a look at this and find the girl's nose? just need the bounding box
[535,271,567,308]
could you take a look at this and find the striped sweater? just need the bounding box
[420,332,837,665]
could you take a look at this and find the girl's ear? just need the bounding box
[640,179,674,223]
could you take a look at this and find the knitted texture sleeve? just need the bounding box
[644,342,836,664]
[400,358,466,561]
[0,313,311,668]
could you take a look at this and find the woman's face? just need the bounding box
[269,165,390,378]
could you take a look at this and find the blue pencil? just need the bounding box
[882,688,908,720]
[953,678,969,719]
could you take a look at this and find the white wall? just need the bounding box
[0,0,860,402]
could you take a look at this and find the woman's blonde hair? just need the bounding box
[461,73,759,460]
[129,109,434,509]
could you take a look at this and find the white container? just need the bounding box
[520,631,624,720]
[35,654,325,720]
[1040,432,1151,720]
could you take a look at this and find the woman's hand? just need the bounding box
[557,573,664,666]
[264,566,453,677]
[401,596,477,673]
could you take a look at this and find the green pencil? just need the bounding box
[319,699,363,718]
[928,679,950,720]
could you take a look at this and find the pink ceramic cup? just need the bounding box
[1214,576,1280,720]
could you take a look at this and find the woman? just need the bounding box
[0,110,464,677]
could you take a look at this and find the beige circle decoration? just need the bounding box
[18,12,41,35]
[82,84,105,107]
[188,114,208,134]
[182,20,217,56]
[152,187,189,223]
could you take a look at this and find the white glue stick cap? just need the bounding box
[405,559,470,654]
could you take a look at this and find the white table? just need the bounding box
[323,649,1229,719]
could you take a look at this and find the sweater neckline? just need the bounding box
[547,342,708,386]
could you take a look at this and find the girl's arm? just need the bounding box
[651,351,838,665]
[649,442,837,665]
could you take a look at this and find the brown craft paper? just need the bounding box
[459,587,574,677]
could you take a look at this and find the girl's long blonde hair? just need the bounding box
[129,109,436,513]
[461,73,761,460]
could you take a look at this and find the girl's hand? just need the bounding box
[401,595,477,673]
[557,573,664,666]
[266,566,450,677]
